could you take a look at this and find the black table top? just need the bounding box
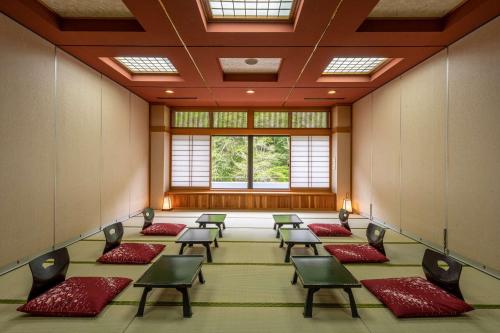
[291,256,361,288]
[176,228,219,243]
[280,228,322,244]
[273,214,303,224]
[195,214,227,224]
[134,255,204,288]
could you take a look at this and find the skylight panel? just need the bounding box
[323,57,388,75]
[207,0,296,20]
[114,57,178,74]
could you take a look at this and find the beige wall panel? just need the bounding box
[400,50,447,246]
[447,18,500,271]
[0,14,55,266]
[371,79,401,227]
[150,132,166,209]
[352,95,372,216]
[54,49,101,244]
[165,133,171,192]
[129,94,149,214]
[101,77,130,224]
[335,133,351,210]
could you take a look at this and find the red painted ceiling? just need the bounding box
[1,0,499,107]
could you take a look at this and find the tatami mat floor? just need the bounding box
[0,211,498,333]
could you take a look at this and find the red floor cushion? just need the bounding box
[308,223,352,237]
[17,277,131,317]
[141,223,186,236]
[361,277,474,318]
[324,244,389,263]
[97,243,165,264]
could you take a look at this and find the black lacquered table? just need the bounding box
[195,214,227,237]
[273,214,304,238]
[134,255,204,318]
[291,255,361,318]
[279,228,322,262]
[176,228,219,263]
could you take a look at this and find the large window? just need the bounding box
[211,136,248,189]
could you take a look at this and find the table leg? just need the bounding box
[311,244,319,255]
[293,224,299,229]
[176,287,192,318]
[291,271,298,285]
[203,243,213,263]
[305,244,310,247]
[273,223,277,230]
[136,286,152,317]
[222,222,226,230]
[276,225,281,238]
[285,243,294,263]
[189,244,194,247]
[214,238,219,248]
[179,243,187,255]
[343,288,360,318]
[279,238,284,248]
[303,287,320,318]
[218,225,223,238]
[198,270,205,284]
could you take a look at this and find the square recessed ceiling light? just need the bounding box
[39,0,133,18]
[368,0,466,18]
[206,0,296,20]
[219,58,282,74]
[323,57,388,75]
[114,57,178,74]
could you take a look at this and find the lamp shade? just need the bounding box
[162,196,173,211]
[342,195,353,213]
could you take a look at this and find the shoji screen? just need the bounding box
[171,135,210,187]
[291,136,330,188]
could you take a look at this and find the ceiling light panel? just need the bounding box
[323,57,387,75]
[368,0,465,18]
[207,0,295,20]
[39,0,133,18]
[114,57,178,74]
[219,58,282,73]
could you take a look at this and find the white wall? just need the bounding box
[352,17,500,274]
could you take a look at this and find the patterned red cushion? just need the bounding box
[17,277,131,317]
[361,277,473,318]
[141,223,186,236]
[97,243,165,264]
[324,244,389,263]
[308,223,352,237]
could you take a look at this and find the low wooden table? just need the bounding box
[273,214,304,238]
[279,228,322,262]
[134,255,205,318]
[291,256,361,318]
[176,228,219,263]
[195,214,227,238]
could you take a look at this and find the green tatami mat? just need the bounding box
[67,239,424,264]
[124,306,370,333]
[0,304,137,333]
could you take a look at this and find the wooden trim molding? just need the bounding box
[331,126,351,134]
[150,126,169,132]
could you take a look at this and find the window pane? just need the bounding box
[254,111,288,128]
[173,111,209,128]
[253,136,289,189]
[291,136,329,188]
[213,112,247,128]
[172,135,210,187]
[292,112,328,128]
[211,136,248,188]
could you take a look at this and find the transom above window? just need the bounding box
[323,57,388,75]
[205,0,297,21]
[114,57,178,74]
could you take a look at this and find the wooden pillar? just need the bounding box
[150,105,170,210]
[331,106,352,210]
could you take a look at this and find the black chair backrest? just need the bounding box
[338,208,351,231]
[366,223,386,255]
[142,207,155,230]
[27,248,69,301]
[102,222,124,254]
[422,249,464,299]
